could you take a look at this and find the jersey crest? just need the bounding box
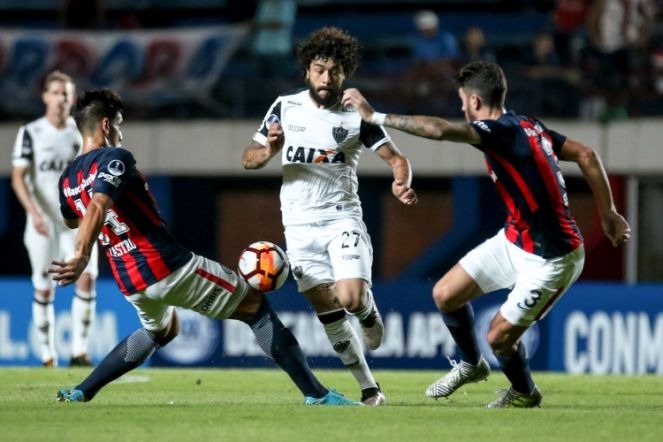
[332,125,349,144]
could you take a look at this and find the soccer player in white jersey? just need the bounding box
[243,27,418,406]
[11,71,98,367]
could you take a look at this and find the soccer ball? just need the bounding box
[238,241,290,293]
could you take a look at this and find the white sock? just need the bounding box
[71,291,96,357]
[32,293,56,364]
[322,313,377,391]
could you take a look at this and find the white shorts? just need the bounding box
[24,215,99,291]
[125,253,249,332]
[285,218,373,292]
[460,229,585,326]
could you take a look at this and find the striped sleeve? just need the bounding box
[11,126,33,168]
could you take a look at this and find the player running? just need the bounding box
[242,26,418,405]
[51,88,359,406]
[11,71,98,367]
[342,61,630,407]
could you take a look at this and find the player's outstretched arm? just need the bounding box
[558,138,631,247]
[49,192,112,285]
[342,88,481,144]
[242,123,284,169]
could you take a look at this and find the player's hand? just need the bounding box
[342,88,375,123]
[48,257,88,286]
[32,213,49,236]
[392,180,418,206]
[601,211,631,247]
[267,122,285,153]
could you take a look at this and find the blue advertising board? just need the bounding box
[1,278,661,373]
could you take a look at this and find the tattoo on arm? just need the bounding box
[386,115,445,140]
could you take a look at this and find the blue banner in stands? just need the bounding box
[0,25,249,116]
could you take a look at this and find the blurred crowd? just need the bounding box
[1,0,662,121]
[363,0,663,122]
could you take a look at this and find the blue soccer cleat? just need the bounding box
[304,389,362,406]
[56,389,86,402]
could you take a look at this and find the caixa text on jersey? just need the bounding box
[285,146,346,164]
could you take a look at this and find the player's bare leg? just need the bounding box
[234,286,359,405]
[307,283,385,406]
[485,312,541,408]
[58,310,179,402]
[336,278,384,351]
[426,264,490,398]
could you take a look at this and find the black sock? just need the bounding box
[76,328,157,400]
[243,297,327,398]
[441,304,481,365]
[495,341,535,394]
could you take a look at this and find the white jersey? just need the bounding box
[253,89,390,226]
[12,116,82,223]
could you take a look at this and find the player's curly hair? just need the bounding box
[454,61,508,108]
[296,27,361,77]
[73,88,124,133]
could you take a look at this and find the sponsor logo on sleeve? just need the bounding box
[264,114,280,130]
[98,172,122,187]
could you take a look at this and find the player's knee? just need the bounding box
[76,273,95,293]
[335,280,365,311]
[432,281,457,312]
[153,310,180,347]
[34,289,53,303]
[336,290,362,311]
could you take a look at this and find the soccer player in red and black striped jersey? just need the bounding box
[49,88,358,406]
[343,61,630,408]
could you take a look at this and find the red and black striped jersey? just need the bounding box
[58,147,191,295]
[471,111,583,258]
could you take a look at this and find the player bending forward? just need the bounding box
[51,88,359,406]
[342,61,630,407]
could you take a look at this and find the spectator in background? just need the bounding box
[252,0,297,78]
[552,0,591,68]
[412,10,459,67]
[521,31,581,116]
[524,31,563,78]
[459,26,496,64]
[584,0,656,121]
[403,10,459,115]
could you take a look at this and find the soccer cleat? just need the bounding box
[358,290,384,350]
[361,384,386,406]
[304,389,362,406]
[486,386,543,408]
[69,354,94,367]
[43,358,56,368]
[425,357,490,399]
[56,389,86,403]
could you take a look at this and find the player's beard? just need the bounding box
[307,82,341,108]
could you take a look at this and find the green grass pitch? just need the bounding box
[1,368,661,442]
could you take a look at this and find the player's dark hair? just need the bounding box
[296,26,361,77]
[454,61,507,108]
[72,88,124,133]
